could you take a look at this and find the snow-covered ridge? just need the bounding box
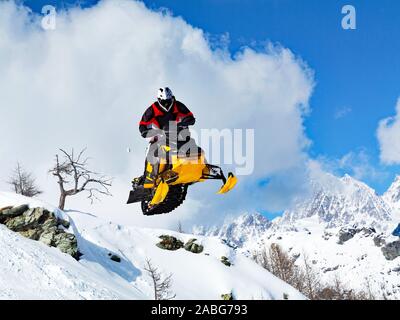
[384,175,400,210]
[280,174,392,230]
[194,213,272,249]
[0,192,303,300]
[203,174,397,248]
[198,174,400,299]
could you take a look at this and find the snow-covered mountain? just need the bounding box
[200,174,400,299]
[384,175,400,212]
[194,213,272,249]
[280,174,392,230]
[0,192,303,300]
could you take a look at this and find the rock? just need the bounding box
[381,240,400,261]
[109,254,121,263]
[360,227,376,236]
[283,293,289,300]
[38,228,58,246]
[221,256,232,267]
[11,204,30,215]
[53,233,79,259]
[373,235,386,247]
[322,231,333,240]
[322,265,339,273]
[184,238,204,254]
[156,235,184,251]
[0,204,29,222]
[0,206,79,260]
[25,208,51,226]
[337,228,357,244]
[6,207,51,232]
[5,214,28,231]
[184,238,196,247]
[391,266,400,273]
[43,216,58,228]
[57,218,70,229]
[292,253,301,260]
[221,239,238,250]
[0,206,13,212]
[221,293,234,300]
[19,229,42,241]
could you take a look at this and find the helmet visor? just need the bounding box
[158,98,173,109]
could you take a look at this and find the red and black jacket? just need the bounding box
[139,100,195,138]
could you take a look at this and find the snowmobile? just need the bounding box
[127,133,237,215]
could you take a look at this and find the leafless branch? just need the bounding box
[49,148,113,210]
[144,258,176,300]
[7,163,42,197]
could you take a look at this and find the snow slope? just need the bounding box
[384,175,400,207]
[255,218,400,299]
[203,174,400,299]
[384,175,400,220]
[0,192,304,300]
[207,215,400,299]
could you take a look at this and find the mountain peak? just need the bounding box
[234,212,271,227]
[281,174,392,229]
[340,174,374,191]
[341,173,353,180]
[198,213,272,248]
[384,175,400,209]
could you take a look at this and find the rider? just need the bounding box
[138,87,196,184]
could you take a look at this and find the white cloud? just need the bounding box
[314,149,386,183]
[377,98,400,164]
[0,0,314,228]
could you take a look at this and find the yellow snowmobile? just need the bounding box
[127,140,237,215]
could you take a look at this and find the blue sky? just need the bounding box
[23,0,400,195]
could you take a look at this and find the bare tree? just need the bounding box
[254,243,304,292]
[254,243,374,300]
[8,163,42,197]
[49,148,112,210]
[144,258,176,300]
[301,253,321,300]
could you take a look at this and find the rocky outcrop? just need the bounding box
[184,238,203,254]
[337,226,376,244]
[221,256,232,267]
[108,253,121,262]
[156,235,184,251]
[373,234,386,247]
[156,235,205,254]
[221,292,234,300]
[322,265,339,273]
[0,205,79,259]
[337,228,357,244]
[381,241,400,261]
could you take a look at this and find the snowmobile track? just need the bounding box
[141,184,188,215]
